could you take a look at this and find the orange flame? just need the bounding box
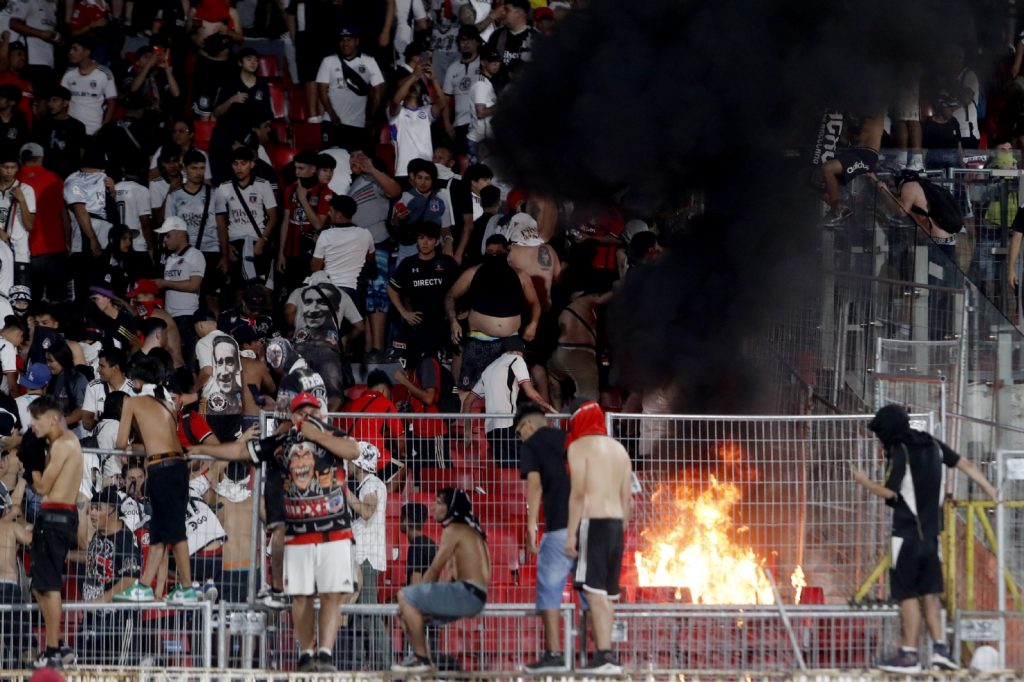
[791,565,806,604]
[634,477,775,604]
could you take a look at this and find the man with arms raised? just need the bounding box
[393,488,491,674]
[26,395,84,668]
[565,400,632,675]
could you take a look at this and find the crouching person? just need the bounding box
[392,488,490,673]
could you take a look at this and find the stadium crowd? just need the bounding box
[0,0,1014,675]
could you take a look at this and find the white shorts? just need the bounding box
[284,539,355,596]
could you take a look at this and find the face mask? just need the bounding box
[299,175,318,189]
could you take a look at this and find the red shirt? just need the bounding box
[342,390,402,467]
[282,182,331,258]
[178,409,215,449]
[0,72,33,128]
[18,165,65,256]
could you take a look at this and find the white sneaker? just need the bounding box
[307,115,323,124]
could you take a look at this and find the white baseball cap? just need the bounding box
[155,216,188,234]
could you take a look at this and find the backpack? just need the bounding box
[904,174,963,234]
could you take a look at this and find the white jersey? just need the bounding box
[0,337,16,394]
[311,225,375,291]
[467,78,495,142]
[15,393,39,429]
[186,475,228,555]
[64,171,111,252]
[471,352,530,432]
[115,180,152,252]
[163,246,206,317]
[443,58,482,128]
[9,0,57,68]
[316,53,385,128]
[60,64,118,135]
[0,181,36,262]
[390,105,434,177]
[218,178,277,241]
[165,185,227,252]
[394,0,427,57]
[82,377,133,422]
[352,474,387,571]
[149,176,172,213]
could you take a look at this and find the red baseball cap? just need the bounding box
[125,279,160,298]
[290,391,320,413]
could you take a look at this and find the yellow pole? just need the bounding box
[945,498,957,616]
[976,510,1024,609]
[854,554,891,603]
[966,504,976,611]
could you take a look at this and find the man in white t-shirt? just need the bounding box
[153,216,206,366]
[0,147,36,284]
[316,26,385,151]
[311,194,375,295]
[59,36,117,136]
[218,146,278,282]
[81,347,133,433]
[115,171,153,256]
[443,25,483,152]
[468,335,552,466]
[467,47,500,155]
[15,361,49,427]
[64,147,113,300]
[9,0,60,71]
[0,318,23,395]
[389,61,448,179]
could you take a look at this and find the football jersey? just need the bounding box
[443,58,482,128]
[165,185,228,252]
[390,105,434,178]
[315,54,385,128]
[64,170,110,252]
[60,64,117,135]
[218,177,277,241]
[9,0,58,68]
[115,180,152,252]
[0,181,36,262]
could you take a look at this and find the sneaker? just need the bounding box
[166,584,199,605]
[33,651,62,669]
[114,580,156,603]
[391,653,433,673]
[203,579,219,604]
[878,648,921,673]
[316,651,337,672]
[262,589,289,608]
[307,115,323,124]
[932,643,960,671]
[58,645,76,667]
[578,651,622,675]
[523,651,569,674]
[297,652,317,672]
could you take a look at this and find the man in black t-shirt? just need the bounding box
[514,402,574,675]
[399,502,437,586]
[856,404,998,674]
[388,222,460,361]
[80,485,143,665]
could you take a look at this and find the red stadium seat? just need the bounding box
[270,120,291,146]
[257,54,280,78]
[193,119,215,152]
[266,144,297,171]
[268,81,287,120]
[291,122,323,150]
[288,85,308,122]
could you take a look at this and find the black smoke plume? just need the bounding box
[490,0,978,412]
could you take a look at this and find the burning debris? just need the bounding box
[634,477,804,605]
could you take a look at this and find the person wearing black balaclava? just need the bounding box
[392,487,490,674]
[277,149,332,293]
[856,404,997,674]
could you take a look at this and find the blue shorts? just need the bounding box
[401,580,486,623]
[366,249,391,313]
[536,528,582,611]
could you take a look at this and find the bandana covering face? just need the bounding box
[868,403,933,449]
[565,400,607,448]
[441,488,486,540]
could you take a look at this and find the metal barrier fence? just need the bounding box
[0,601,213,669]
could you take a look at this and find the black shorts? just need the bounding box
[458,336,505,391]
[836,147,879,185]
[890,533,943,601]
[147,460,189,545]
[574,517,624,599]
[486,426,520,468]
[30,507,78,592]
[264,465,286,528]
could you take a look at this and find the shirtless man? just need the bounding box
[392,487,491,674]
[27,395,85,668]
[547,290,612,410]
[114,356,198,604]
[446,234,541,397]
[506,213,561,312]
[232,325,276,422]
[564,400,632,675]
[821,113,885,225]
[0,477,33,666]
